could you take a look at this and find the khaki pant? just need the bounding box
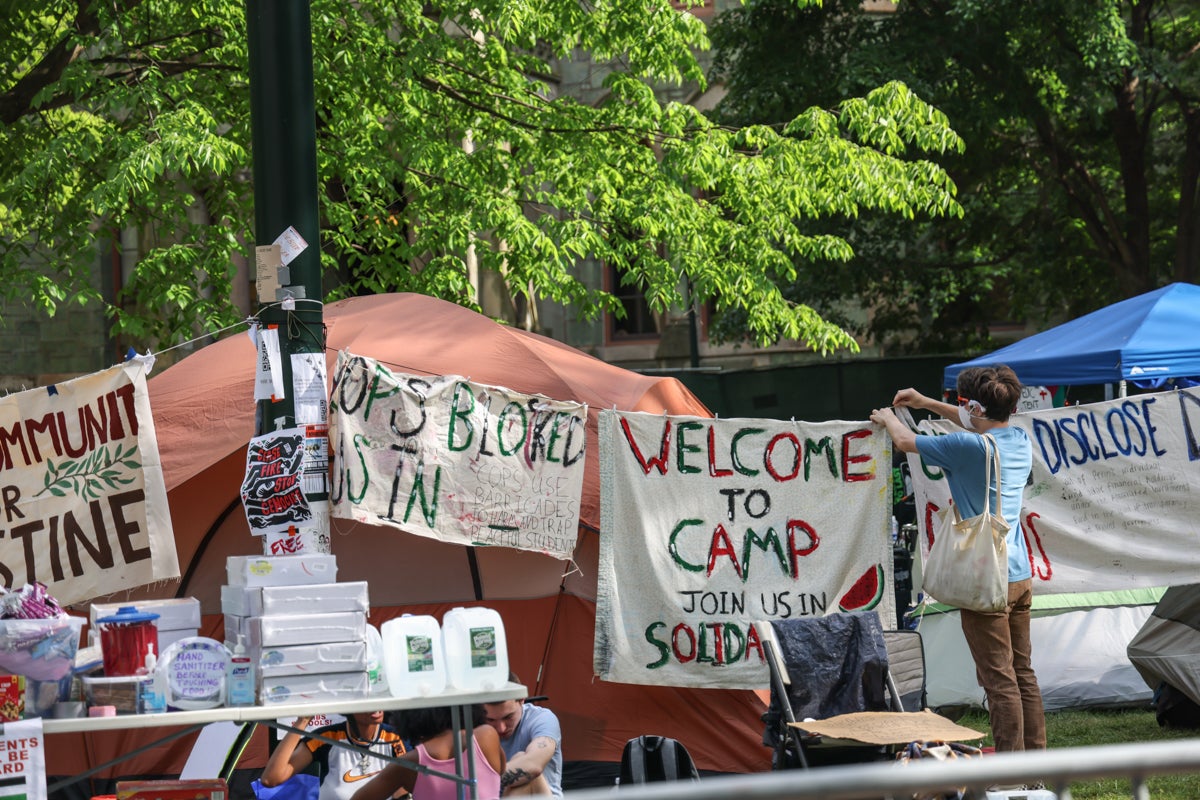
[959,578,1047,752]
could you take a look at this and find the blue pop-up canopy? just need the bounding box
[944,282,1200,389]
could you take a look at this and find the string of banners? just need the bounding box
[328,351,587,561]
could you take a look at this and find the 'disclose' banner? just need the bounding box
[0,362,178,605]
[329,351,587,560]
[907,387,1200,595]
[595,409,893,689]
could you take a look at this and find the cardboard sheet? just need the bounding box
[791,710,985,746]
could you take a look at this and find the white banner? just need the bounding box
[595,410,894,689]
[0,363,178,605]
[329,352,587,560]
[907,388,1200,595]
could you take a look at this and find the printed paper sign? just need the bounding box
[254,326,285,401]
[290,352,328,426]
[273,225,308,266]
[0,363,178,605]
[905,387,1200,595]
[594,410,893,689]
[329,352,587,560]
[255,244,282,302]
[0,718,45,800]
[300,423,330,500]
[241,429,313,535]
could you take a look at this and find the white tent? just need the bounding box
[912,588,1164,711]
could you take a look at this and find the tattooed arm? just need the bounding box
[500,735,556,793]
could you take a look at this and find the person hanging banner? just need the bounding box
[329,351,587,560]
[594,409,893,689]
[905,386,1200,595]
[0,362,178,605]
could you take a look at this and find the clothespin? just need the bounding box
[125,347,157,375]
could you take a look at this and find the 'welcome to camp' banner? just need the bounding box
[0,362,178,605]
[595,410,893,689]
[906,387,1200,595]
[329,352,587,560]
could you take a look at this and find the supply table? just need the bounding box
[41,682,527,800]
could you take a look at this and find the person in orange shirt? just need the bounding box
[262,711,408,800]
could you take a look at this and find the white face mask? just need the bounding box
[958,404,978,431]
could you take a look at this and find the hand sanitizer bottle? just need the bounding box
[227,634,256,707]
[139,644,167,714]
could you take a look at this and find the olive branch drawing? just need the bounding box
[36,443,141,500]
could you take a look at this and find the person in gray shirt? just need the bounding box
[482,694,562,796]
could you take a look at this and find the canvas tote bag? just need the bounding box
[922,433,1009,612]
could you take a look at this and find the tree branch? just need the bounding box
[0,0,145,125]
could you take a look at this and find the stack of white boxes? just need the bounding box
[221,553,372,705]
[89,597,201,652]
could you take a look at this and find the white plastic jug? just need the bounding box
[442,606,508,691]
[364,623,389,696]
[381,615,446,699]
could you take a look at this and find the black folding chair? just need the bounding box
[758,613,924,770]
[882,629,928,713]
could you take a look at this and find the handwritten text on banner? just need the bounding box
[329,352,587,560]
[595,410,893,689]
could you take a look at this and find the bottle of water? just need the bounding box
[442,607,508,691]
[382,615,447,698]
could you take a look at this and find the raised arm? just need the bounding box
[260,716,315,787]
[870,407,917,454]
[893,387,962,425]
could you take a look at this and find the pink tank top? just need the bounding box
[414,736,502,800]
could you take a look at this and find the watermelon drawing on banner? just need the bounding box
[837,564,884,612]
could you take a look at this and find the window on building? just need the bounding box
[607,263,662,339]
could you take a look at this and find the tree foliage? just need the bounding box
[710,0,1200,354]
[0,0,963,352]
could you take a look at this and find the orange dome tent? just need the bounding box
[56,294,768,788]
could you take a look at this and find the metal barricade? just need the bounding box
[564,738,1200,800]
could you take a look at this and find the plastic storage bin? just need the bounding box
[82,675,144,714]
[381,615,446,698]
[442,607,508,691]
[0,615,84,682]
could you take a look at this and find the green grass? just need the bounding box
[954,707,1200,799]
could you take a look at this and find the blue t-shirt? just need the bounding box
[500,702,563,796]
[915,426,1033,582]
